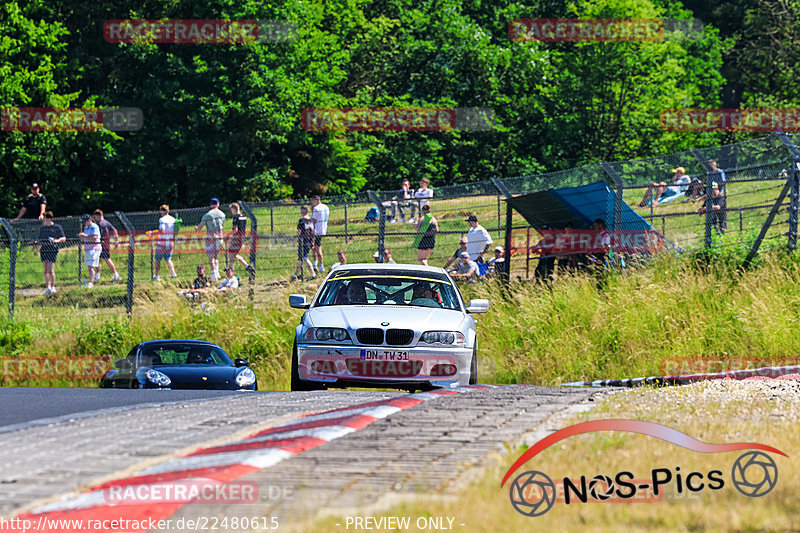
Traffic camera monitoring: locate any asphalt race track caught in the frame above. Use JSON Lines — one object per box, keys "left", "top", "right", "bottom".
{"left": 0, "top": 386, "right": 598, "bottom": 530}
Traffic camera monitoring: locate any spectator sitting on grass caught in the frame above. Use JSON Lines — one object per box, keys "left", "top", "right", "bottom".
{"left": 218, "top": 266, "right": 239, "bottom": 291}
{"left": 486, "top": 246, "right": 505, "bottom": 276}
{"left": 449, "top": 251, "right": 479, "bottom": 283}
{"left": 639, "top": 167, "right": 691, "bottom": 207}
{"left": 443, "top": 237, "right": 468, "bottom": 270}
{"left": 384, "top": 249, "right": 397, "bottom": 264}
{"left": 177, "top": 264, "right": 212, "bottom": 301}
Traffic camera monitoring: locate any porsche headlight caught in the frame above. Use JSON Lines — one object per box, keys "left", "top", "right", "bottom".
{"left": 146, "top": 369, "right": 171, "bottom": 387}
{"left": 235, "top": 367, "right": 256, "bottom": 387}
{"left": 420, "top": 331, "right": 465, "bottom": 345}
{"left": 304, "top": 328, "right": 350, "bottom": 342}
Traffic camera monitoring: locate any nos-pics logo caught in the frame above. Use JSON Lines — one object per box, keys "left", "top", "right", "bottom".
{"left": 502, "top": 420, "right": 785, "bottom": 517}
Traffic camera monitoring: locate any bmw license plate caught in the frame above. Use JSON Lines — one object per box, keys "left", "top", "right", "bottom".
{"left": 360, "top": 349, "right": 409, "bottom": 361}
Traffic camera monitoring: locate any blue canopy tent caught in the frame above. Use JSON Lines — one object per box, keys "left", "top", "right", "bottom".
{"left": 505, "top": 181, "right": 653, "bottom": 231}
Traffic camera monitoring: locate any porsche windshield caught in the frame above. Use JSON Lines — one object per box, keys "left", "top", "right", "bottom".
{"left": 315, "top": 274, "right": 461, "bottom": 310}
{"left": 137, "top": 344, "right": 234, "bottom": 366}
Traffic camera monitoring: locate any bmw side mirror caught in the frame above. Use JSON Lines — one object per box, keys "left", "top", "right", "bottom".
{"left": 289, "top": 294, "right": 311, "bottom": 309}
{"left": 466, "top": 299, "right": 490, "bottom": 313}
{"left": 115, "top": 359, "right": 132, "bottom": 369}
{"left": 234, "top": 358, "right": 249, "bottom": 367}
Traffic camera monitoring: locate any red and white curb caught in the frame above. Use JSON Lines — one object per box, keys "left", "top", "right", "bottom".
{"left": 2, "top": 387, "right": 493, "bottom": 532}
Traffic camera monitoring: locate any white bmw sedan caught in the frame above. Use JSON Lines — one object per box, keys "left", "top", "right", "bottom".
{"left": 289, "top": 263, "right": 489, "bottom": 391}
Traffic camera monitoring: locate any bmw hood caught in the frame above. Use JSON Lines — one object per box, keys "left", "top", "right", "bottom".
{"left": 306, "top": 306, "right": 467, "bottom": 332}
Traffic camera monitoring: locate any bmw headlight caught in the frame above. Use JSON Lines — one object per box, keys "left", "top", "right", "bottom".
{"left": 235, "top": 367, "right": 256, "bottom": 387}
{"left": 146, "top": 369, "right": 171, "bottom": 387}
{"left": 420, "top": 331, "right": 465, "bottom": 345}
{"left": 303, "top": 328, "right": 350, "bottom": 342}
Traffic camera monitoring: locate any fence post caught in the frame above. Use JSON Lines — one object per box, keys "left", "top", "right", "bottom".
{"left": 490, "top": 178, "right": 513, "bottom": 281}
{"left": 344, "top": 203, "right": 349, "bottom": 241}
{"left": 497, "top": 195, "right": 502, "bottom": 238}
{"left": 115, "top": 211, "right": 136, "bottom": 316}
{"left": 691, "top": 149, "right": 715, "bottom": 248}
{"left": 774, "top": 134, "right": 800, "bottom": 252}
{"left": 269, "top": 206, "right": 274, "bottom": 236}
{"left": 0, "top": 219, "right": 17, "bottom": 320}
{"left": 600, "top": 162, "right": 623, "bottom": 232}
{"left": 367, "top": 191, "right": 384, "bottom": 261}
{"left": 238, "top": 201, "right": 257, "bottom": 302}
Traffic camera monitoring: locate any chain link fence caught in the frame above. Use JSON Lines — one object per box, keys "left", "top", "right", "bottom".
{"left": 0, "top": 133, "right": 798, "bottom": 319}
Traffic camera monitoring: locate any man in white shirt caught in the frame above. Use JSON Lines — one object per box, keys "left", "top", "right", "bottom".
{"left": 311, "top": 196, "right": 330, "bottom": 272}
{"left": 465, "top": 215, "right": 493, "bottom": 261}
{"left": 154, "top": 204, "right": 177, "bottom": 280}
{"left": 410, "top": 177, "right": 433, "bottom": 223}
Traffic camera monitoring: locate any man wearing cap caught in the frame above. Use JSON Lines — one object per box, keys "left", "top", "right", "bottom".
{"left": 487, "top": 246, "right": 505, "bottom": 276}
{"left": 449, "top": 251, "right": 479, "bottom": 283}
{"left": 78, "top": 214, "right": 101, "bottom": 288}
{"left": 195, "top": 198, "right": 226, "bottom": 281}
{"left": 697, "top": 182, "right": 727, "bottom": 234}
{"left": 639, "top": 167, "right": 691, "bottom": 207}
{"left": 465, "top": 215, "right": 493, "bottom": 261}
{"left": 13, "top": 183, "right": 47, "bottom": 220}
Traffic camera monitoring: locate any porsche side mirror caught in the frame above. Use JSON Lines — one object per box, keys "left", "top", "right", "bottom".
{"left": 466, "top": 299, "right": 490, "bottom": 313}
{"left": 115, "top": 359, "right": 132, "bottom": 369}
{"left": 289, "top": 294, "right": 311, "bottom": 309}
{"left": 234, "top": 358, "right": 249, "bottom": 367}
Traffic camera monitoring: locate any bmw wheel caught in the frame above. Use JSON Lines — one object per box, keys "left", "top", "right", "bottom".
{"left": 291, "top": 341, "right": 325, "bottom": 391}
{"left": 469, "top": 344, "right": 478, "bottom": 385}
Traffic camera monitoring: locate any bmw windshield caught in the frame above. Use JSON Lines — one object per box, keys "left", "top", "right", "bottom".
{"left": 315, "top": 269, "right": 461, "bottom": 311}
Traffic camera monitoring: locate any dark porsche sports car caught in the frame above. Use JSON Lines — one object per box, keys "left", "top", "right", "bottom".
{"left": 99, "top": 340, "right": 257, "bottom": 390}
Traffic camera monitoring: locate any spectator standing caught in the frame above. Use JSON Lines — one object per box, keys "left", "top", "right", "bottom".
{"left": 311, "top": 196, "right": 330, "bottom": 272}
{"left": 443, "top": 237, "right": 469, "bottom": 270}
{"left": 195, "top": 198, "right": 226, "bottom": 281}
{"left": 36, "top": 211, "right": 66, "bottom": 295}
{"left": 227, "top": 203, "right": 255, "bottom": 274}
{"left": 92, "top": 210, "right": 122, "bottom": 282}
{"left": 293, "top": 205, "right": 316, "bottom": 281}
{"left": 331, "top": 250, "right": 347, "bottom": 269}
{"left": 413, "top": 204, "right": 439, "bottom": 265}
{"left": 449, "top": 251, "right": 479, "bottom": 283}
{"left": 154, "top": 204, "right": 178, "bottom": 280}
{"left": 410, "top": 178, "right": 433, "bottom": 223}
{"left": 466, "top": 215, "right": 493, "bottom": 261}
{"left": 13, "top": 183, "right": 47, "bottom": 220}
{"left": 708, "top": 159, "right": 727, "bottom": 192}
{"left": 78, "top": 214, "right": 101, "bottom": 288}
{"left": 697, "top": 182, "right": 727, "bottom": 234}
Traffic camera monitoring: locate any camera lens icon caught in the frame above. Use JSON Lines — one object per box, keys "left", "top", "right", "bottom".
{"left": 731, "top": 451, "right": 778, "bottom": 498}
{"left": 509, "top": 470, "right": 556, "bottom": 517}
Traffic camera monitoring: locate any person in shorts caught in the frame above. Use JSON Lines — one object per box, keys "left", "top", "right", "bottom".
{"left": 195, "top": 198, "right": 226, "bottom": 281}
{"left": 226, "top": 203, "right": 254, "bottom": 275}
{"left": 78, "top": 214, "right": 101, "bottom": 288}
{"left": 36, "top": 211, "right": 66, "bottom": 295}
{"left": 92, "top": 210, "right": 122, "bottom": 282}
{"left": 154, "top": 204, "right": 178, "bottom": 280}
{"left": 311, "top": 196, "right": 330, "bottom": 272}
{"left": 413, "top": 204, "right": 439, "bottom": 265}
{"left": 292, "top": 205, "right": 316, "bottom": 281}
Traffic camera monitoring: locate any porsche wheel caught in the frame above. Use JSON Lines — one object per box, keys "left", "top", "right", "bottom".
{"left": 291, "top": 341, "right": 325, "bottom": 391}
